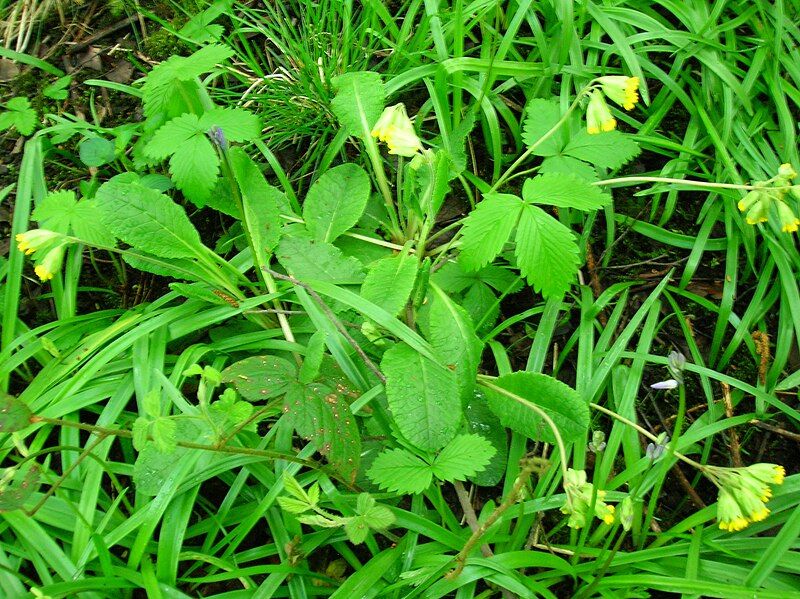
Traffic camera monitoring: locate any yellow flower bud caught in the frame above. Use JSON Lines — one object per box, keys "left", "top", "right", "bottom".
{"left": 371, "top": 104, "right": 423, "bottom": 157}
{"left": 15, "top": 229, "right": 61, "bottom": 256}
{"left": 586, "top": 90, "right": 616, "bottom": 135}
{"left": 776, "top": 201, "right": 800, "bottom": 233}
{"left": 33, "top": 244, "right": 65, "bottom": 282}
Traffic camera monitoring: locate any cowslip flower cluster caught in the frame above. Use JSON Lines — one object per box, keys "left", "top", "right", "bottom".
{"left": 15, "top": 229, "right": 65, "bottom": 282}
{"left": 585, "top": 76, "right": 640, "bottom": 134}
{"left": 560, "top": 468, "right": 615, "bottom": 529}
{"left": 738, "top": 163, "right": 800, "bottom": 233}
{"left": 704, "top": 463, "right": 785, "bottom": 531}
{"left": 371, "top": 104, "right": 423, "bottom": 157}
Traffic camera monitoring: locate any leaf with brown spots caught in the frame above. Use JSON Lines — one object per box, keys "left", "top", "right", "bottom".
{"left": 221, "top": 355, "right": 297, "bottom": 401}
{"left": 283, "top": 382, "right": 361, "bottom": 484}
{"left": 0, "top": 462, "right": 40, "bottom": 512}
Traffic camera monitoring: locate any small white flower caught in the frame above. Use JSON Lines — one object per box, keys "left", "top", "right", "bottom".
{"left": 650, "top": 379, "right": 679, "bottom": 390}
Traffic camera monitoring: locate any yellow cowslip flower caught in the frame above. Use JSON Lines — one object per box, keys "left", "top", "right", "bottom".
{"left": 560, "top": 468, "right": 615, "bottom": 529}
{"left": 705, "top": 463, "right": 785, "bottom": 532}
{"left": 16, "top": 229, "right": 60, "bottom": 255}
{"left": 597, "top": 76, "right": 640, "bottom": 110}
{"left": 371, "top": 104, "right": 423, "bottom": 157}
{"left": 33, "top": 244, "right": 65, "bottom": 282}
{"left": 777, "top": 163, "right": 797, "bottom": 181}
{"left": 777, "top": 201, "right": 800, "bottom": 233}
{"left": 586, "top": 90, "right": 616, "bottom": 135}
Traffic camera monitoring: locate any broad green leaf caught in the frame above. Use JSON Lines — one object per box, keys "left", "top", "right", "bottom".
{"left": 95, "top": 180, "right": 204, "bottom": 259}
{"left": 32, "top": 190, "right": 115, "bottom": 246}
{"left": 122, "top": 251, "right": 198, "bottom": 280}
{"left": 463, "top": 282, "right": 499, "bottom": 333}
{"left": 431, "top": 434, "right": 495, "bottom": 482}
{"left": 132, "top": 418, "right": 149, "bottom": 451}
{"left": 465, "top": 392, "right": 508, "bottom": 486}
{"left": 515, "top": 204, "right": 580, "bottom": 297}
{"left": 145, "top": 113, "right": 206, "bottom": 160}
{"left": 169, "top": 131, "right": 220, "bottom": 205}
{"left": 521, "top": 173, "right": 611, "bottom": 211}
{"left": 360, "top": 252, "right": 418, "bottom": 317}
{"left": 0, "top": 463, "right": 40, "bottom": 512}
{"left": 428, "top": 285, "right": 482, "bottom": 404}
{"left": 133, "top": 419, "right": 200, "bottom": 495}
{"left": 366, "top": 448, "right": 432, "bottom": 494}
{"left": 540, "top": 155, "right": 598, "bottom": 182}
{"left": 151, "top": 418, "right": 177, "bottom": 453}
{"left": 229, "top": 147, "right": 282, "bottom": 253}
{"left": 330, "top": 71, "right": 385, "bottom": 138}
{"left": 381, "top": 343, "right": 460, "bottom": 451}
{"left": 79, "top": 137, "right": 117, "bottom": 167}
{"left": 304, "top": 164, "right": 371, "bottom": 243}
{"left": 276, "top": 235, "right": 365, "bottom": 283}
{"left": 363, "top": 503, "right": 394, "bottom": 531}
{"left": 221, "top": 355, "right": 297, "bottom": 400}
{"left": 284, "top": 382, "right": 361, "bottom": 483}
{"left": 0, "top": 97, "right": 37, "bottom": 136}
{"left": 563, "top": 129, "right": 640, "bottom": 170}
{"left": 484, "top": 372, "right": 589, "bottom": 443}
{"left": 459, "top": 193, "right": 523, "bottom": 271}
{"left": 0, "top": 394, "right": 32, "bottom": 433}
{"left": 521, "top": 98, "right": 563, "bottom": 156}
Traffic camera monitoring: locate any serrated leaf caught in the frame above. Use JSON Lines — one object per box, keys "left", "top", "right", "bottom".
{"left": 364, "top": 504, "right": 395, "bottom": 530}
{"left": 563, "top": 129, "right": 640, "bottom": 170}
{"left": 540, "top": 155, "right": 598, "bottom": 182}
{"left": 356, "top": 492, "right": 375, "bottom": 514}
{"left": 459, "top": 193, "right": 523, "bottom": 272}
{"left": 484, "top": 372, "right": 589, "bottom": 443}
{"left": 169, "top": 132, "right": 220, "bottom": 205}
{"left": 143, "top": 44, "right": 234, "bottom": 118}
{"left": 229, "top": 147, "right": 282, "bottom": 253}
{"left": 277, "top": 496, "right": 312, "bottom": 514}
{"left": 381, "top": 343, "right": 460, "bottom": 452}
{"left": 151, "top": 418, "right": 177, "bottom": 453}
{"left": 463, "top": 282, "right": 499, "bottom": 334}
{"left": 0, "top": 463, "right": 40, "bottom": 512}
{"left": 79, "top": 137, "right": 116, "bottom": 167}
{"left": 32, "top": 190, "right": 76, "bottom": 234}
{"left": 428, "top": 285, "right": 482, "bottom": 404}
{"left": 42, "top": 75, "right": 72, "bottom": 100}
{"left": 304, "top": 164, "right": 371, "bottom": 243}
{"left": 199, "top": 107, "right": 261, "bottom": 142}
{"left": 0, "top": 394, "right": 32, "bottom": 433}
{"left": 521, "top": 173, "right": 611, "bottom": 211}
{"left": 0, "top": 97, "right": 37, "bottom": 135}
{"left": 95, "top": 180, "right": 204, "bottom": 259}
{"left": 276, "top": 235, "right": 365, "bottom": 283}
{"left": 145, "top": 113, "right": 204, "bottom": 160}
{"left": 521, "top": 98, "right": 564, "bottom": 156}
{"left": 284, "top": 382, "right": 361, "bottom": 483}
{"left": 431, "top": 434, "right": 495, "bottom": 482}
{"left": 465, "top": 392, "right": 508, "bottom": 486}
{"left": 282, "top": 472, "right": 310, "bottom": 502}
{"left": 142, "top": 389, "right": 161, "bottom": 418}
{"left": 344, "top": 515, "right": 371, "bottom": 544}
{"left": 515, "top": 205, "right": 580, "bottom": 297}
{"left": 360, "top": 252, "right": 418, "bottom": 317}
{"left": 331, "top": 71, "right": 385, "bottom": 138}
{"left": 366, "top": 448, "right": 433, "bottom": 494}
{"left": 221, "top": 355, "right": 297, "bottom": 400}
{"left": 307, "top": 482, "right": 320, "bottom": 506}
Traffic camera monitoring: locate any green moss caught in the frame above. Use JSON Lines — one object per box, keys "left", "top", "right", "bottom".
{"left": 142, "top": 27, "right": 188, "bottom": 61}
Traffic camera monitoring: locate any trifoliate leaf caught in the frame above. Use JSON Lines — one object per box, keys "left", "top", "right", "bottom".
{"left": 484, "top": 372, "right": 589, "bottom": 443}
{"left": 79, "top": 137, "right": 117, "bottom": 167}
{"left": 381, "top": 343, "right": 460, "bottom": 452}
{"left": 431, "top": 434, "right": 495, "bottom": 482}
{"left": 459, "top": 193, "right": 524, "bottom": 272}
{"left": 360, "top": 252, "right": 418, "bottom": 317}
{"left": 151, "top": 417, "right": 177, "bottom": 453}
{"left": 199, "top": 107, "right": 261, "bottom": 142}
{"left": 132, "top": 418, "right": 149, "bottom": 451}
{"left": 330, "top": 71, "right": 385, "bottom": 138}
{"left": 515, "top": 204, "right": 580, "bottom": 297}
{"left": 42, "top": 75, "right": 72, "bottom": 100}
{"left": 303, "top": 164, "right": 371, "bottom": 243}
{"left": 540, "top": 155, "right": 598, "bottom": 182}
{"left": 144, "top": 113, "right": 204, "bottom": 160}
{"left": 521, "top": 173, "right": 611, "bottom": 211}
{"left": 0, "top": 97, "right": 37, "bottom": 136}
{"left": 344, "top": 515, "right": 371, "bottom": 544}
{"left": 32, "top": 190, "right": 116, "bottom": 246}
{"left": 367, "top": 448, "right": 433, "bottom": 494}
{"left": 563, "top": 129, "right": 640, "bottom": 170}
{"left": 284, "top": 382, "right": 361, "bottom": 483}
